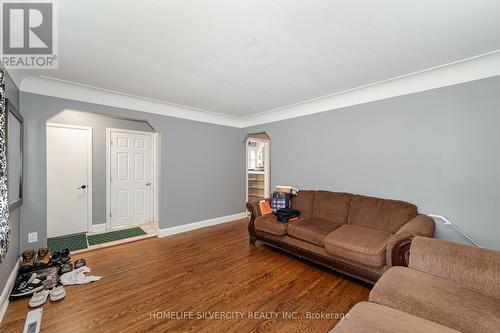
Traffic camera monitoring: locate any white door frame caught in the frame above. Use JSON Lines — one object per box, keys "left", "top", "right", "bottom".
{"left": 153, "top": 132, "right": 160, "bottom": 223}
{"left": 46, "top": 122, "right": 93, "bottom": 233}
{"left": 246, "top": 137, "right": 271, "bottom": 201}
{"left": 105, "top": 128, "right": 159, "bottom": 230}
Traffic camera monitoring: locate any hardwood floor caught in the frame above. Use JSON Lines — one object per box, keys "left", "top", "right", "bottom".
{"left": 1, "top": 219, "right": 370, "bottom": 332}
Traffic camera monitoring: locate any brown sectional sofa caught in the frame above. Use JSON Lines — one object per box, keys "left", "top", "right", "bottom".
{"left": 332, "top": 236, "right": 500, "bottom": 332}
{"left": 247, "top": 190, "right": 435, "bottom": 283}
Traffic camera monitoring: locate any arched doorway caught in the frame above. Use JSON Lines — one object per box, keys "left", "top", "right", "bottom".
{"left": 46, "top": 110, "right": 160, "bottom": 251}
{"left": 246, "top": 132, "right": 271, "bottom": 202}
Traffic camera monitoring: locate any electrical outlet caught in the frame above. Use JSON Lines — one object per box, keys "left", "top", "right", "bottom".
{"left": 28, "top": 232, "right": 38, "bottom": 243}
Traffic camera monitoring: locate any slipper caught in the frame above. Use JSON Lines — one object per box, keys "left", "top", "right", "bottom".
{"left": 74, "top": 258, "right": 86, "bottom": 269}
{"left": 29, "top": 290, "right": 49, "bottom": 307}
{"left": 49, "top": 286, "right": 66, "bottom": 302}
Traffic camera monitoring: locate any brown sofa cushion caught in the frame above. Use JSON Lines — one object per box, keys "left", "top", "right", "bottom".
{"left": 331, "top": 302, "right": 459, "bottom": 333}
{"left": 324, "top": 225, "right": 392, "bottom": 267}
{"left": 312, "top": 191, "right": 351, "bottom": 224}
{"left": 287, "top": 218, "right": 342, "bottom": 246}
{"left": 348, "top": 194, "right": 417, "bottom": 233}
{"left": 409, "top": 236, "right": 500, "bottom": 300}
{"left": 254, "top": 214, "right": 287, "bottom": 235}
{"left": 291, "top": 190, "right": 314, "bottom": 219}
{"left": 370, "top": 267, "right": 500, "bottom": 333}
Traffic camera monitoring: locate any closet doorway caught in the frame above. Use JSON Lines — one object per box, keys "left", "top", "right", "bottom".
{"left": 246, "top": 134, "right": 271, "bottom": 202}
{"left": 47, "top": 123, "right": 93, "bottom": 237}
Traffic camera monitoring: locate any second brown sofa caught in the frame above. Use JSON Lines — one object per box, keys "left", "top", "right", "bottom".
{"left": 247, "top": 190, "right": 435, "bottom": 283}
{"left": 332, "top": 236, "right": 500, "bottom": 332}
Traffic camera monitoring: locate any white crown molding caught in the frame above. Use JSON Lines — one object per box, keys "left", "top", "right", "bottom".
{"left": 242, "top": 50, "right": 500, "bottom": 127}
{"left": 20, "top": 76, "right": 244, "bottom": 128}
{"left": 18, "top": 50, "right": 500, "bottom": 128}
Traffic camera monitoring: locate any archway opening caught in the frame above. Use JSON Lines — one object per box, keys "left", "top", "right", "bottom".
{"left": 45, "top": 110, "right": 160, "bottom": 252}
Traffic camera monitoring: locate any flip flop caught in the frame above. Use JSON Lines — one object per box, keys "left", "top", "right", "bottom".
{"left": 49, "top": 286, "right": 66, "bottom": 302}
{"left": 29, "top": 290, "right": 49, "bottom": 307}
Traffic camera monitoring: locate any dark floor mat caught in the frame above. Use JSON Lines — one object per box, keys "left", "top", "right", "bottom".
{"left": 87, "top": 227, "right": 147, "bottom": 246}
{"left": 47, "top": 233, "right": 88, "bottom": 253}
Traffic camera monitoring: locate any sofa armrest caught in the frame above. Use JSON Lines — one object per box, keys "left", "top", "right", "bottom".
{"left": 386, "top": 214, "right": 435, "bottom": 267}
{"left": 409, "top": 236, "right": 500, "bottom": 300}
{"left": 246, "top": 200, "right": 263, "bottom": 220}
{"left": 246, "top": 198, "right": 270, "bottom": 241}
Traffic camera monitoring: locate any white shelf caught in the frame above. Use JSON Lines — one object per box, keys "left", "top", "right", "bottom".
{"left": 248, "top": 186, "right": 264, "bottom": 190}
{"left": 246, "top": 139, "right": 270, "bottom": 202}
{"left": 248, "top": 170, "right": 265, "bottom": 175}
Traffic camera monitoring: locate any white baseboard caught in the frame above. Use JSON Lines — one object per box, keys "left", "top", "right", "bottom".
{"left": 92, "top": 223, "right": 107, "bottom": 233}
{"left": 0, "top": 257, "right": 21, "bottom": 324}
{"left": 158, "top": 212, "right": 247, "bottom": 238}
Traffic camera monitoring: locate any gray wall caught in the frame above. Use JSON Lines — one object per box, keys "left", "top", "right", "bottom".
{"left": 49, "top": 110, "right": 154, "bottom": 225}
{"left": 246, "top": 76, "right": 500, "bottom": 251}
{"left": 19, "top": 92, "right": 246, "bottom": 251}
{"left": 13, "top": 74, "right": 500, "bottom": 254}
{"left": 0, "top": 72, "right": 21, "bottom": 293}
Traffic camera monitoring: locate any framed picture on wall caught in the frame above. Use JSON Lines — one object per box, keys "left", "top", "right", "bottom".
{"left": 6, "top": 99, "right": 23, "bottom": 210}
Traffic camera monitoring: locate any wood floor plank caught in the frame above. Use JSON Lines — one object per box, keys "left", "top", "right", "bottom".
{"left": 0, "top": 219, "right": 370, "bottom": 332}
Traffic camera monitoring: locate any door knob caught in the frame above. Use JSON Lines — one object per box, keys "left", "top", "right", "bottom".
{"left": 77, "top": 185, "right": 87, "bottom": 189}
{"left": 146, "top": 182, "right": 152, "bottom": 186}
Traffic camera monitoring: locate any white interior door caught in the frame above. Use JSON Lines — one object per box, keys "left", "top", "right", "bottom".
{"left": 47, "top": 124, "right": 92, "bottom": 238}
{"left": 109, "top": 130, "right": 153, "bottom": 229}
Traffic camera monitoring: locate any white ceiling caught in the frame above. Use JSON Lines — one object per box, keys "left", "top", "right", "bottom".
{"left": 10, "top": 0, "right": 500, "bottom": 121}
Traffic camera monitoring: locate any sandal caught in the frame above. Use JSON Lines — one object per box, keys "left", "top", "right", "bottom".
{"left": 21, "top": 250, "right": 36, "bottom": 270}
{"left": 49, "top": 286, "right": 66, "bottom": 302}
{"left": 29, "top": 290, "right": 49, "bottom": 307}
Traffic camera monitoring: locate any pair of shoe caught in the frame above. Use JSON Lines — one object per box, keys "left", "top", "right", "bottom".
{"left": 28, "top": 286, "right": 66, "bottom": 308}
{"left": 59, "top": 258, "right": 86, "bottom": 275}
{"left": 21, "top": 248, "right": 53, "bottom": 270}
{"left": 10, "top": 273, "right": 44, "bottom": 298}
{"left": 50, "top": 248, "right": 71, "bottom": 265}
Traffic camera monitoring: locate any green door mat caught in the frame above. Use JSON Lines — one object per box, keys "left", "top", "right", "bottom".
{"left": 48, "top": 233, "right": 88, "bottom": 253}
{"left": 88, "top": 227, "right": 147, "bottom": 246}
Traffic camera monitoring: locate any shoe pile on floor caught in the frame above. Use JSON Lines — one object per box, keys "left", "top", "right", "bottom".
{"left": 10, "top": 247, "right": 102, "bottom": 308}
